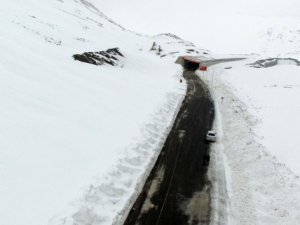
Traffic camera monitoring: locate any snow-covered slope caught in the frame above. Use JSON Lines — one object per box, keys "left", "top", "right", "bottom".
{"left": 0, "top": 1, "right": 210, "bottom": 225}
{"left": 92, "top": 0, "right": 300, "bottom": 55}
{"left": 198, "top": 57, "right": 300, "bottom": 225}
{"left": 85, "top": 0, "right": 300, "bottom": 224}
{"left": 221, "top": 60, "right": 300, "bottom": 177}
{"left": 3, "top": 0, "right": 300, "bottom": 225}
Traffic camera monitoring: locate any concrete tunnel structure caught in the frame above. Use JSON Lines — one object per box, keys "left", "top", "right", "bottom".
{"left": 176, "top": 55, "right": 246, "bottom": 71}
{"left": 176, "top": 56, "right": 202, "bottom": 70}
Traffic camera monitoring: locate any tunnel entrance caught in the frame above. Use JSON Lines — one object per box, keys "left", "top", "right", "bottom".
{"left": 175, "top": 56, "right": 201, "bottom": 71}
{"left": 184, "top": 60, "right": 200, "bottom": 70}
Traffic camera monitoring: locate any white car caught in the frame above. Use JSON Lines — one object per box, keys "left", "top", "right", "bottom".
{"left": 206, "top": 130, "right": 217, "bottom": 142}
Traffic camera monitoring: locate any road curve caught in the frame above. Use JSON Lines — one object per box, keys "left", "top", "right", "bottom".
{"left": 123, "top": 70, "right": 215, "bottom": 225}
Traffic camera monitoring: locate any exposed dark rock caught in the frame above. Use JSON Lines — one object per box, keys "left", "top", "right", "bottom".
{"left": 186, "top": 49, "right": 199, "bottom": 54}
{"left": 150, "top": 42, "right": 163, "bottom": 55}
{"left": 157, "top": 33, "right": 183, "bottom": 40}
{"left": 249, "top": 58, "right": 300, "bottom": 68}
{"left": 169, "top": 51, "right": 180, "bottom": 55}
{"left": 73, "top": 48, "right": 124, "bottom": 66}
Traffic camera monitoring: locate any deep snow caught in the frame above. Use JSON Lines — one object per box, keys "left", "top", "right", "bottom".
{"left": 3, "top": 0, "right": 300, "bottom": 225}
{"left": 91, "top": 0, "right": 300, "bottom": 54}
{"left": 198, "top": 57, "right": 300, "bottom": 224}
{"left": 0, "top": 1, "right": 206, "bottom": 225}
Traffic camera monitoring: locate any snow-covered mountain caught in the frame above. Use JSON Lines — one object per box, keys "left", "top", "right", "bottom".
{"left": 2, "top": 1, "right": 300, "bottom": 225}
{"left": 92, "top": 0, "right": 300, "bottom": 55}
{"left": 201, "top": 59, "right": 300, "bottom": 225}
{"left": 0, "top": 1, "right": 209, "bottom": 225}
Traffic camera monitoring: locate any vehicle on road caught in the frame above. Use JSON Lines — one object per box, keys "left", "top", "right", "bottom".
{"left": 206, "top": 130, "right": 217, "bottom": 142}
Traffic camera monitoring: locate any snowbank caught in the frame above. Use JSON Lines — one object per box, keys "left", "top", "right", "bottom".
{"left": 0, "top": 1, "right": 192, "bottom": 225}
{"left": 3, "top": 0, "right": 300, "bottom": 224}
{"left": 198, "top": 57, "right": 300, "bottom": 224}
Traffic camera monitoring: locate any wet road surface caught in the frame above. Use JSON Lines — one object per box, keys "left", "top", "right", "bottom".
{"left": 123, "top": 70, "right": 214, "bottom": 225}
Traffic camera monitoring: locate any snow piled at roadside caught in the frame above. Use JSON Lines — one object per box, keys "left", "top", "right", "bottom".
{"left": 0, "top": 1, "right": 192, "bottom": 225}
{"left": 220, "top": 58, "right": 300, "bottom": 176}
{"left": 198, "top": 58, "right": 300, "bottom": 225}
{"left": 50, "top": 76, "right": 186, "bottom": 225}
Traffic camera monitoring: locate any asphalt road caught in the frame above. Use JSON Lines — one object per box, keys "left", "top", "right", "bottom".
{"left": 123, "top": 70, "right": 215, "bottom": 225}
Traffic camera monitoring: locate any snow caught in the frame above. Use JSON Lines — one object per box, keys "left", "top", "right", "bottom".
{"left": 0, "top": 1, "right": 190, "bottom": 225}
{"left": 217, "top": 59, "right": 300, "bottom": 175}
{"left": 198, "top": 57, "right": 300, "bottom": 224}
{"left": 3, "top": 0, "right": 300, "bottom": 225}
{"left": 91, "top": 0, "right": 300, "bottom": 54}
{"left": 208, "top": 97, "right": 229, "bottom": 225}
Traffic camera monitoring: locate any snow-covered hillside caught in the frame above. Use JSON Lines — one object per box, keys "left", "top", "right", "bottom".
{"left": 0, "top": 1, "right": 210, "bottom": 225}
{"left": 199, "top": 57, "right": 300, "bottom": 225}
{"left": 92, "top": 0, "right": 300, "bottom": 54}
{"left": 2, "top": 0, "right": 300, "bottom": 225}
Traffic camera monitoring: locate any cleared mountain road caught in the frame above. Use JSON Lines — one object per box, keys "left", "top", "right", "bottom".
{"left": 123, "top": 70, "right": 214, "bottom": 225}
